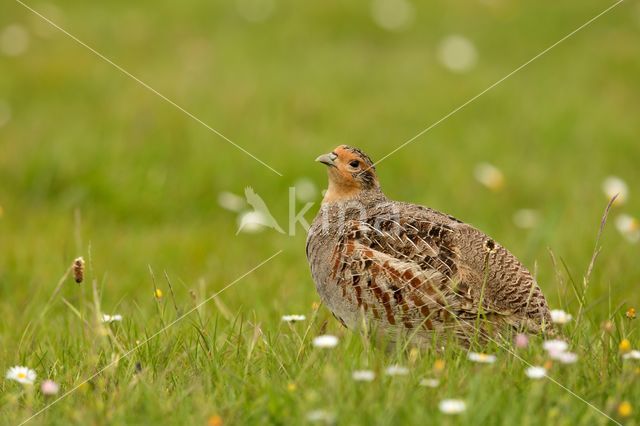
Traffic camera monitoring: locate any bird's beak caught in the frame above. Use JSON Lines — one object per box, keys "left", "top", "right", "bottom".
{"left": 315, "top": 152, "right": 337, "bottom": 167}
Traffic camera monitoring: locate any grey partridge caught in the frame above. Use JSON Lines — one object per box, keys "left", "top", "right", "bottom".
{"left": 306, "top": 145, "right": 552, "bottom": 345}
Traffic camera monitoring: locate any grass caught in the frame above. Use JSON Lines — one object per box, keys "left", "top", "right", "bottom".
{"left": 1, "top": 0, "right": 639, "bottom": 424}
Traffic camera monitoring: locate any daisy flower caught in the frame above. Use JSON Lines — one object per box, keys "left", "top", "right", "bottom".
{"left": 550, "top": 309, "right": 572, "bottom": 324}
{"left": 306, "top": 409, "right": 335, "bottom": 423}
{"left": 352, "top": 370, "right": 376, "bottom": 382}
{"left": 419, "top": 378, "right": 440, "bottom": 388}
{"left": 556, "top": 352, "right": 578, "bottom": 364}
{"left": 513, "top": 209, "right": 540, "bottom": 229}
{"left": 281, "top": 314, "right": 306, "bottom": 323}
{"left": 474, "top": 163, "right": 504, "bottom": 191}
{"left": 6, "top": 366, "right": 36, "bottom": 385}
{"left": 102, "top": 314, "right": 123, "bottom": 323}
{"left": 622, "top": 350, "right": 640, "bottom": 360}
{"left": 615, "top": 214, "right": 640, "bottom": 243}
{"left": 525, "top": 366, "right": 546, "bottom": 379}
{"left": 217, "top": 191, "right": 245, "bottom": 212}
{"left": 312, "top": 335, "right": 338, "bottom": 348}
{"left": 601, "top": 176, "right": 628, "bottom": 205}
{"left": 385, "top": 365, "right": 409, "bottom": 376}
{"left": 543, "top": 339, "right": 568, "bottom": 354}
{"left": 467, "top": 352, "right": 496, "bottom": 364}
{"left": 439, "top": 399, "right": 466, "bottom": 415}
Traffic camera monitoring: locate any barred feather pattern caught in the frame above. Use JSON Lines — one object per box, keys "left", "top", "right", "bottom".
{"left": 306, "top": 196, "right": 553, "bottom": 345}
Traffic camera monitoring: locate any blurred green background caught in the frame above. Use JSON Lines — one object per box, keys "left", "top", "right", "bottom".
{"left": 1, "top": 0, "right": 639, "bottom": 347}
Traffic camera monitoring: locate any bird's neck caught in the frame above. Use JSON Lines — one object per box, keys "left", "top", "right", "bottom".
{"left": 321, "top": 181, "right": 384, "bottom": 205}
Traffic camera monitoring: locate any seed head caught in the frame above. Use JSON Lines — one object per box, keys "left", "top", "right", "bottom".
{"left": 73, "top": 257, "right": 85, "bottom": 283}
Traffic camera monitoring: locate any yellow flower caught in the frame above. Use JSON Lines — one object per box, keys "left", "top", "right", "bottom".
{"left": 154, "top": 288, "right": 163, "bottom": 299}
{"left": 408, "top": 348, "right": 419, "bottom": 364}
{"left": 617, "top": 401, "right": 632, "bottom": 418}
{"left": 311, "top": 302, "right": 320, "bottom": 311}
{"left": 287, "top": 383, "right": 297, "bottom": 392}
{"left": 433, "top": 359, "right": 445, "bottom": 373}
{"left": 619, "top": 339, "right": 632, "bottom": 354}
{"left": 207, "top": 415, "right": 223, "bottom": 426}
{"left": 626, "top": 307, "right": 636, "bottom": 320}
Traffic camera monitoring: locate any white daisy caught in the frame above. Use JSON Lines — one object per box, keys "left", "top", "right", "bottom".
{"left": 419, "top": 378, "right": 440, "bottom": 388}
{"left": 217, "top": 191, "right": 245, "bottom": 212}
{"left": 556, "top": 352, "right": 578, "bottom": 364}
{"left": 513, "top": 209, "right": 540, "bottom": 229}
{"left": 6, "top": 366, "right": 36, "bottom": 385}
{"left": 281, "top": 314, "right": 306, "bottom": 323}
{"left": 0, "top": 24, "right": 29, "bottom": 57}
{"left": 550, "top": 309, "right": 573, "bottom": 324}
{"left": 622, "top": 350, "right": 640, "bottom": 360}
{"left": 371, "top": 0, "right": 414, "bottom": 32}
{"left": 467, "top": 352, "right": 496, "bottom": 364}
{"left": 306, "top": 409, "right": 335, "bottom": 423}
{"left": 615, "top": 214, "right": 640, "bottom": 244}
{"left": 602, "top": 176, "right": 628, "bottom": 205}
{"left": 102, "top": 314, "right": 123, "bottom": 323}
{"left": 525, "top": 366, "right": 546, "bottom": 379}
{"left": 543, "top": 339, "right": 569, "bottom": 354}
{"left": 294, "top": 178, "right": 318, "bottom": 202}
{"left": 384, "top": 365, "right": 409, "bottom": 376}
{"left": 439, "top": 399, "right": 466, "bottom": 415}
{"left": 437, "top": 35, "right": 478, "bottom": 73}
{"left": 352, "top": 370, "right": 376, "bottom": 382}
{"left": 312, "top": 335, "right": 338, "bottom": 348}
{"left": 474, "top": 163, "right": 504, "bottom": 191}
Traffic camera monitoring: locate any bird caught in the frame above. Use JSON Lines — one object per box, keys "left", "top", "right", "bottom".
{"left": 306, "top": 145, "right": 553, "bottom": 346}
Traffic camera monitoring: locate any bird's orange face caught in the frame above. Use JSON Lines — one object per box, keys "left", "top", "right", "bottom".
{"left": 316, "top": 145, "right": 379, "bottom": 204}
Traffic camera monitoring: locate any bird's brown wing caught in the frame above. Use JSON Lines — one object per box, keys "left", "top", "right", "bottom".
{"left": 330, "top": 202, "right": 551, "bottom": 337}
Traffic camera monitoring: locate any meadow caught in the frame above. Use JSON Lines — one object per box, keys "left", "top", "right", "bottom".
{"left": 0, "top": 0, "right": 639, "bottom": 424}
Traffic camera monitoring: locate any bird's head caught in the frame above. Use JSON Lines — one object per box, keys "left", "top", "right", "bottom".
{"left": 315, "top": 145, "right": 380, "bottom": 204}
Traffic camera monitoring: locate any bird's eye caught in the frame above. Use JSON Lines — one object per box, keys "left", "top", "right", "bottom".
{"left": 349, "top": 160, "right": 360, "bottom": 168}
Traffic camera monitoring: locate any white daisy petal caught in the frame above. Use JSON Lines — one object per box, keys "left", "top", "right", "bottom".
{"left": 6, "top": 366, "right": 37, "bottom": 385}
{"left": 217, "top": 191, "right": 245, "bottom": 212}
{"left": 550, "top": 309, "right": 573, "bottom": 324}
{"left": 602, "top": 176, "right": 628, "bottom": 204}
{"left": 467, "top": 352, "right": 496, "bottom": 364}
{"left": 384, "top": 365, "right": 409, "bottom": 376}
{"left": 312, "top": 335, "right": 339, "bottom": 348}
{"left": 281, "top": 314, "right": 306, "bottom": 322}
{"left": 437, "top": 35, "right": 478, "bottom": 73}
{"left": 439, "top": 399, "right": 466, "bottom": 414}
{"left": 525, "top": 366, "right": 546, "bottom": 379}
{"left": 615, "top": 214, "right": 640, "bottom": 244}
{"left": 352, "top": 370, "right": 376, "bottom": 382}
{"left": 557, "top": 352, "right": 578, "bottom": 364}
{"left": 102, "top": 313, "right": 123, "bottom": 323}
{"left": 543, "top": 339, "right": 568, "bottom": 354}
{"left": 371, "top": 0, "right": 414, "bottom": 32}
{"left": 474, "top": 163, "right": 504, "bottom": 191}
{"left": 294, "top": 178, "right": 318, "bottom": 202}
{"left": 419, "top": 378, "right": 440, "bottom": 388}
{"left": 622, "top": 350, "right": 640, "bottom": 360}
{"left": 306, "top": 409, "right": 335, "bottom": 423}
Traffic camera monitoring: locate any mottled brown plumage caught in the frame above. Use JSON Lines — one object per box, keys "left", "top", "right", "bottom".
{"left": 306, "top": 145, "right": 552, "bottom": 345}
